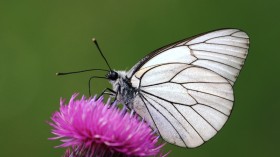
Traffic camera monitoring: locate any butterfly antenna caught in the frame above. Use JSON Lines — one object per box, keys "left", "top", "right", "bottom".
{"left": 92, "top": 38, "right": 112, "bottom": 71}
{"left": 56, "top": 68, "right": 109, "bottom": 76}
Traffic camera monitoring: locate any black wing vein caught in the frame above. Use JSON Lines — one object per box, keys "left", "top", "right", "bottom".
{"left": 140, "top": 94, "right": 188, "bottom": 146}
{"left": 181, "top": 86, "right": 233, "bottom": 102}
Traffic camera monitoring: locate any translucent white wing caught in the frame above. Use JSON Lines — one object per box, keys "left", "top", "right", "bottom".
{"left": 129, "top": 29, "right": 249, "bottom": 85}
{"left": 129, "top": 29, "right": 249, "bottom": 148}
{"left": 132, "top": 63, "right": 233, "bottom": 147}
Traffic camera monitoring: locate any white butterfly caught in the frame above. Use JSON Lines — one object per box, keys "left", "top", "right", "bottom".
{"left": 59, "top": 29, "right": 249, "bottom": 148}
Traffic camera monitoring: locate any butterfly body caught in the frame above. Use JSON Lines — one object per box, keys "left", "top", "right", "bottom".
{"left": 109, "top": 71, "right": 137, "bottom": 109}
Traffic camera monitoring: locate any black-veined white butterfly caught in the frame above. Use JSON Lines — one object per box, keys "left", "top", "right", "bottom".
{"left": 58, "top": 29, "right": 249, "bottom": 148}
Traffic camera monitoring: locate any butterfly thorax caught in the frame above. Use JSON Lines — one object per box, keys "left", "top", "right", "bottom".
{"left": 109, "top": 71, "right": 137, "bottom": 109}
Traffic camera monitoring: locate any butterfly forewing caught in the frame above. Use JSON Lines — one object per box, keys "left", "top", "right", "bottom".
{"left": 129, "top": 29, "right": 249, "bottom": 148}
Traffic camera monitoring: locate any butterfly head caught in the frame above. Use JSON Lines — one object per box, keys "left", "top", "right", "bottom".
{"left": 106, "top": 71, "right": 119, "bottom": 81}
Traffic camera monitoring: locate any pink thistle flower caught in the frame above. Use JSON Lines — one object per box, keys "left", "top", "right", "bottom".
{"left": 49, "top": 94, "right": 165, "bottom": 157}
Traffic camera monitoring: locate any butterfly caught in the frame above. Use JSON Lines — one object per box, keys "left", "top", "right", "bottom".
{"left": 58, "top": 29, "right": 249, "bottom": 148}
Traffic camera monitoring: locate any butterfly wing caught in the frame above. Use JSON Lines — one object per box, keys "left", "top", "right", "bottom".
{"left": 129, "top": 29, "right": 249, "bottom": 148}
{"left": 128, "top": 29, "right": 249, "bottom": 85}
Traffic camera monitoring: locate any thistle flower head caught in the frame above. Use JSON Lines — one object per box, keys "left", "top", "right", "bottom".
{"left": 49, "top": 94, "right": 164, "bottom": 157}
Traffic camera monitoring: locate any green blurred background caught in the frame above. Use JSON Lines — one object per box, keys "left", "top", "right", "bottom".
{"left": 0, "top": 0, "right": 279, "bottom": 156}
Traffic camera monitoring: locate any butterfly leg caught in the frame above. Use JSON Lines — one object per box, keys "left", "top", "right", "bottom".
{"left": 111, "top": 85, "right": 121, "bottom": 105}
{"left": 105, "top": 86, "right": 119, "bottom": 106}
{"left": 88, "top": 76, "right": 107, "bottom": 96}
{"left": 102, "top": 86, "right": 119, "bottom": 106}
{"left": 97, "top": 88, "right": 118, "bottom": 106}
{"left": 97, "top": 88, "right": 116, "bottom": 99}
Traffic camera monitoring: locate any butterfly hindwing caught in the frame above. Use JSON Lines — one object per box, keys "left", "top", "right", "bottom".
{"left": 132, "top": 63, "right": 233, "bottom": 147}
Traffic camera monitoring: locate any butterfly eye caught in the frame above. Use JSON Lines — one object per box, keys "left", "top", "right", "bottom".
{"left": 106, "top": 71, "right": 118, "bottom": 80}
